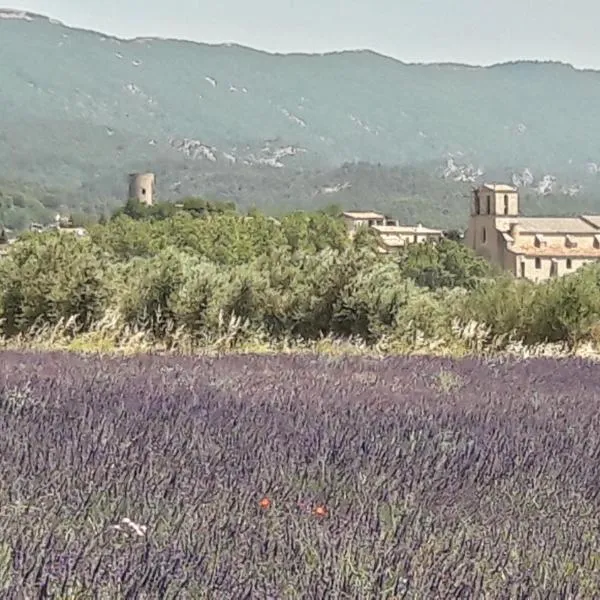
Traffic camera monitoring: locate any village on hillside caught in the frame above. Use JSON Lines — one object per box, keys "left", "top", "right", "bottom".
{"left": 3, "top": 172, "right": 600, "bottom": 282}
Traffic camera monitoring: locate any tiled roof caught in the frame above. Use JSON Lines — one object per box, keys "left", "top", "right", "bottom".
{"left": 509, "top": 244, "right": 600, "bottom": 258}
{"left": 520, "top": 217, "right": 600, "bottom": 233}
{"left": 581, "top": 215, "right": 600, "bottom": 228}
{"left": 372, "top": 224, "right": 443, "bottom": 235}
{"left": 496, "top": 216, "right": 600, "bottom": 234}
{"left": 343, "top": 211, "right": 385, "bottom": 220}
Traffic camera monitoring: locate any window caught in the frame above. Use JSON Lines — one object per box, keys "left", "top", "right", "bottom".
{"left": 567, "top": 258, "right": 572, "bottom": 269}
{"left": 481, "top": 227, "right": 487, "bottom": 243}
{"left": 141, "top": 188, "right": 146, "bottom": 195}
{"left": 473, "top": 190, "right": 481, "bottom": 215}
{"left": 595, "top": 236, "right": 600, "bottom": 249}
{"left": 535, "top": 257, "right": 541, "bottom": 269}
{"left": 503, "top": 194, "right": 509, "bottom": 215}
{"left": 565, "top": 235, "right": 578, "bottom": 248}
{"left": 520, "top": 262, "right": 526, "bottom": 278}
{"left": 486, "top": 195, "right": 491, "bottom": 214}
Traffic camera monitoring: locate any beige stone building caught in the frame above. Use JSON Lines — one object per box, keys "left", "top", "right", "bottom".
{"left": 343, "top": 211, "right": 443, "bottom": 253}
{"left": 128, "top": 172, "right": 155, "bottom": 206}
{"left": 343, "top": 211, "right": 386, "bottom": 232}
{"left": 466, "top": 183, "right": 600, "bottom": 281}
{"left": 371, "top": 222, "right": 443, "bottom": 253}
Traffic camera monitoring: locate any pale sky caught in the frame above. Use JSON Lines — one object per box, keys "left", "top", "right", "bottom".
{"left": 8, "top": 0, "right": 600, "bottom": 68}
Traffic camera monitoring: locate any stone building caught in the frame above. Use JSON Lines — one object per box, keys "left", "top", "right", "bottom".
{"left": 128, "top": 172, "right": 155, "bottom": 206}
{"left": 343, "top": 211, "right": 443, "bottom": 253}
{"left": 370, "top": 222, "right": 443, "bottom": 253}
{"left": 466, "top": 183, "right": 600, "bottom": 281}
{"left": 343, "top": 211, "right": 386, "bottom": 232}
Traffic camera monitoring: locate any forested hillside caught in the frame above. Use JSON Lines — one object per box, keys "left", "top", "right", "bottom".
{"left": 3, "top": 9, "right": 600, "bottom": 227}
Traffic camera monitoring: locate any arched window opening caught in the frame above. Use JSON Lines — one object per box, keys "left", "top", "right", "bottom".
{"left": 473, "top": 189, "right": 481, "bottom": 215}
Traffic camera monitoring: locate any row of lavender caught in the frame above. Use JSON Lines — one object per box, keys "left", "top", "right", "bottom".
{"left": 0, "top": 351, "right": 599, "bottom": 597}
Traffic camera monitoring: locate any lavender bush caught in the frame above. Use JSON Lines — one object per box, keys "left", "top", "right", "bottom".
{"left": 0, "top": 351, "right": 599, "bottom": 597}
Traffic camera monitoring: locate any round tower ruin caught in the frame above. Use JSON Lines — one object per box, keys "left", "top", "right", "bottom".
{"left": 128, "top": 172, "right": 155, "bottom": 206}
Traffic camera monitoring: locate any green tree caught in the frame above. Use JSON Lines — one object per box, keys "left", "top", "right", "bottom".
{"left": 0, "top": 232, "right": 110, "bottom": 335}
{"left": 527, "top": 264, "right": 600, "bottom": 347}
{"left": 396, "top": 239, "right": 495, "bottom": 290}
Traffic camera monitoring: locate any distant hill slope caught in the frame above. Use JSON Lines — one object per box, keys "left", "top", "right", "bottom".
{"left": 3, "top": 8, "right": 600, "bottom": 228}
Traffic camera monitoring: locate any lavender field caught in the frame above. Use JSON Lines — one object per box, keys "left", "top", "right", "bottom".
{"left": 1, "top": 351, "right": 600, "bottom": 598}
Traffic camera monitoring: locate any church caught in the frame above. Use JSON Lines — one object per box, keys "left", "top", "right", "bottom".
{"left": 465, "top": 183, "right": 600, "bottom": 281}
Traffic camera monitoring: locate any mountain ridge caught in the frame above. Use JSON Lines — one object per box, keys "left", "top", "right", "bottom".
{"left": 3, "top": 8, "right": 600, "bottom": 229}
{"left": 0, "top": 8, "right": 592, "bottom": 71}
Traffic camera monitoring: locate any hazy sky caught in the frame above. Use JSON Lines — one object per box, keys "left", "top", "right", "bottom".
{"left": 10, "top": 0, "right": 600, "bottom": 68}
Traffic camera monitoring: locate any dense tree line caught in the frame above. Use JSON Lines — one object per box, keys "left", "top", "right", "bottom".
{"left": 1, "top": 203, "right": 599, "bottom": 352}
{"left": 7, "top": 157, "right": 600, "bottom": 234}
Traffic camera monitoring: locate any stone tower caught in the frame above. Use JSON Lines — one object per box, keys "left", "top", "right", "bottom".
{"left": 128, "top": 172, "right": 155, "bottom": 206}
{"left": 465, "top": 183, "right": 519, "bottom": 264}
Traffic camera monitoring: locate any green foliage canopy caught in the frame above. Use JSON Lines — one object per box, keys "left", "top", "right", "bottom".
{"left": 1, "top": 207, "right": 600, "bottom": 351}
